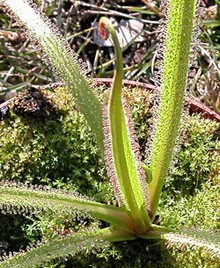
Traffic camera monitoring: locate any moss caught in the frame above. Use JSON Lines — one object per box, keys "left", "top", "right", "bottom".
{"left": 162, "top": 115, "right": 220, "bottom": 197}
{"left": 0, "top": 87, "right": 111, "bottom": 202}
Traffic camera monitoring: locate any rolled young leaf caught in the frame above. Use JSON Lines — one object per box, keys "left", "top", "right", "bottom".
{"left": 99, "top": 17, "right": 151, "bottom": 234}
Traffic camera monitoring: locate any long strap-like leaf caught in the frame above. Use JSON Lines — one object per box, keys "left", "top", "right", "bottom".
{"left": 0, "top": 183, "right": 134, "bottom": 232}
{"left": 99, "top": 18, "right": 150, "bottom": 233}
{"left": 163, "top": 229, "right": 220, "bottom": 257}
{"left": 2, "top": 0, "right": 104, "bottom": 151}
{"left": 148, "top": 0, "right": 197, "bottom": 217}
{"left": 0, "top": 227, "right": 135, "bottom": 268}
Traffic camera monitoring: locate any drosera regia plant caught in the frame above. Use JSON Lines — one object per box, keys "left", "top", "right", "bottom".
{"left": 0, "top": 0, "right": 220, "bottom": 267}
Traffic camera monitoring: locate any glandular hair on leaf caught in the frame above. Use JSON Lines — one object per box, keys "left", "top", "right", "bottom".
{"left": 102, "top": 91, "right": 150, "bottom": 213}
{"left": 102, "top": 102, "right": 124, "bottom": 206}
{"left": 122, "top": 97, "right": 150, "bottom": 212}
{"left": 0, "top": 181, "right": 94, "bottom": 221}
{"left": 146, "top": 0, "right": 200, "bottom": 169}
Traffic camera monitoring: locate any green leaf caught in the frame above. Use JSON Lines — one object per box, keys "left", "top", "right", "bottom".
{"left": 99, "top": 17, "right": 151, "bottom": 234}
{"left": 148, "top": 0, "right": 197, "bottom": 217}
{"left": 163, "top": 229, "right": 220, "bottom": 257}
{"left": 0, "top": 182, "right": 134, "bottom": 232}
{"left": 0, "top": 227, "right": 135, "bottom": 268}
{"left": 2, "top": 0, "right": 104, "bottom": 151}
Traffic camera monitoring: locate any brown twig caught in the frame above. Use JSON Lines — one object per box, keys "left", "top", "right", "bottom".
{"left": 1, "top": 79, "right": 220, "bottom": 123}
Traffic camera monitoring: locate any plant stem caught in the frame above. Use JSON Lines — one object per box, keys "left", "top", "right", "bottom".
{"left": 148, "top": 0, "right": 197, "bottom": 218}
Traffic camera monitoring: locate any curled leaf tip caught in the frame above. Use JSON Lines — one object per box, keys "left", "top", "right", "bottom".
{"left": 99, "top": 18, "right": 110, "bottom": 40}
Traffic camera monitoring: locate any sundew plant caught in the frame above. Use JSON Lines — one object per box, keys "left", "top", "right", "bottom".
{"left": 0, "top": 0, "right": 219, "bottom": 267}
